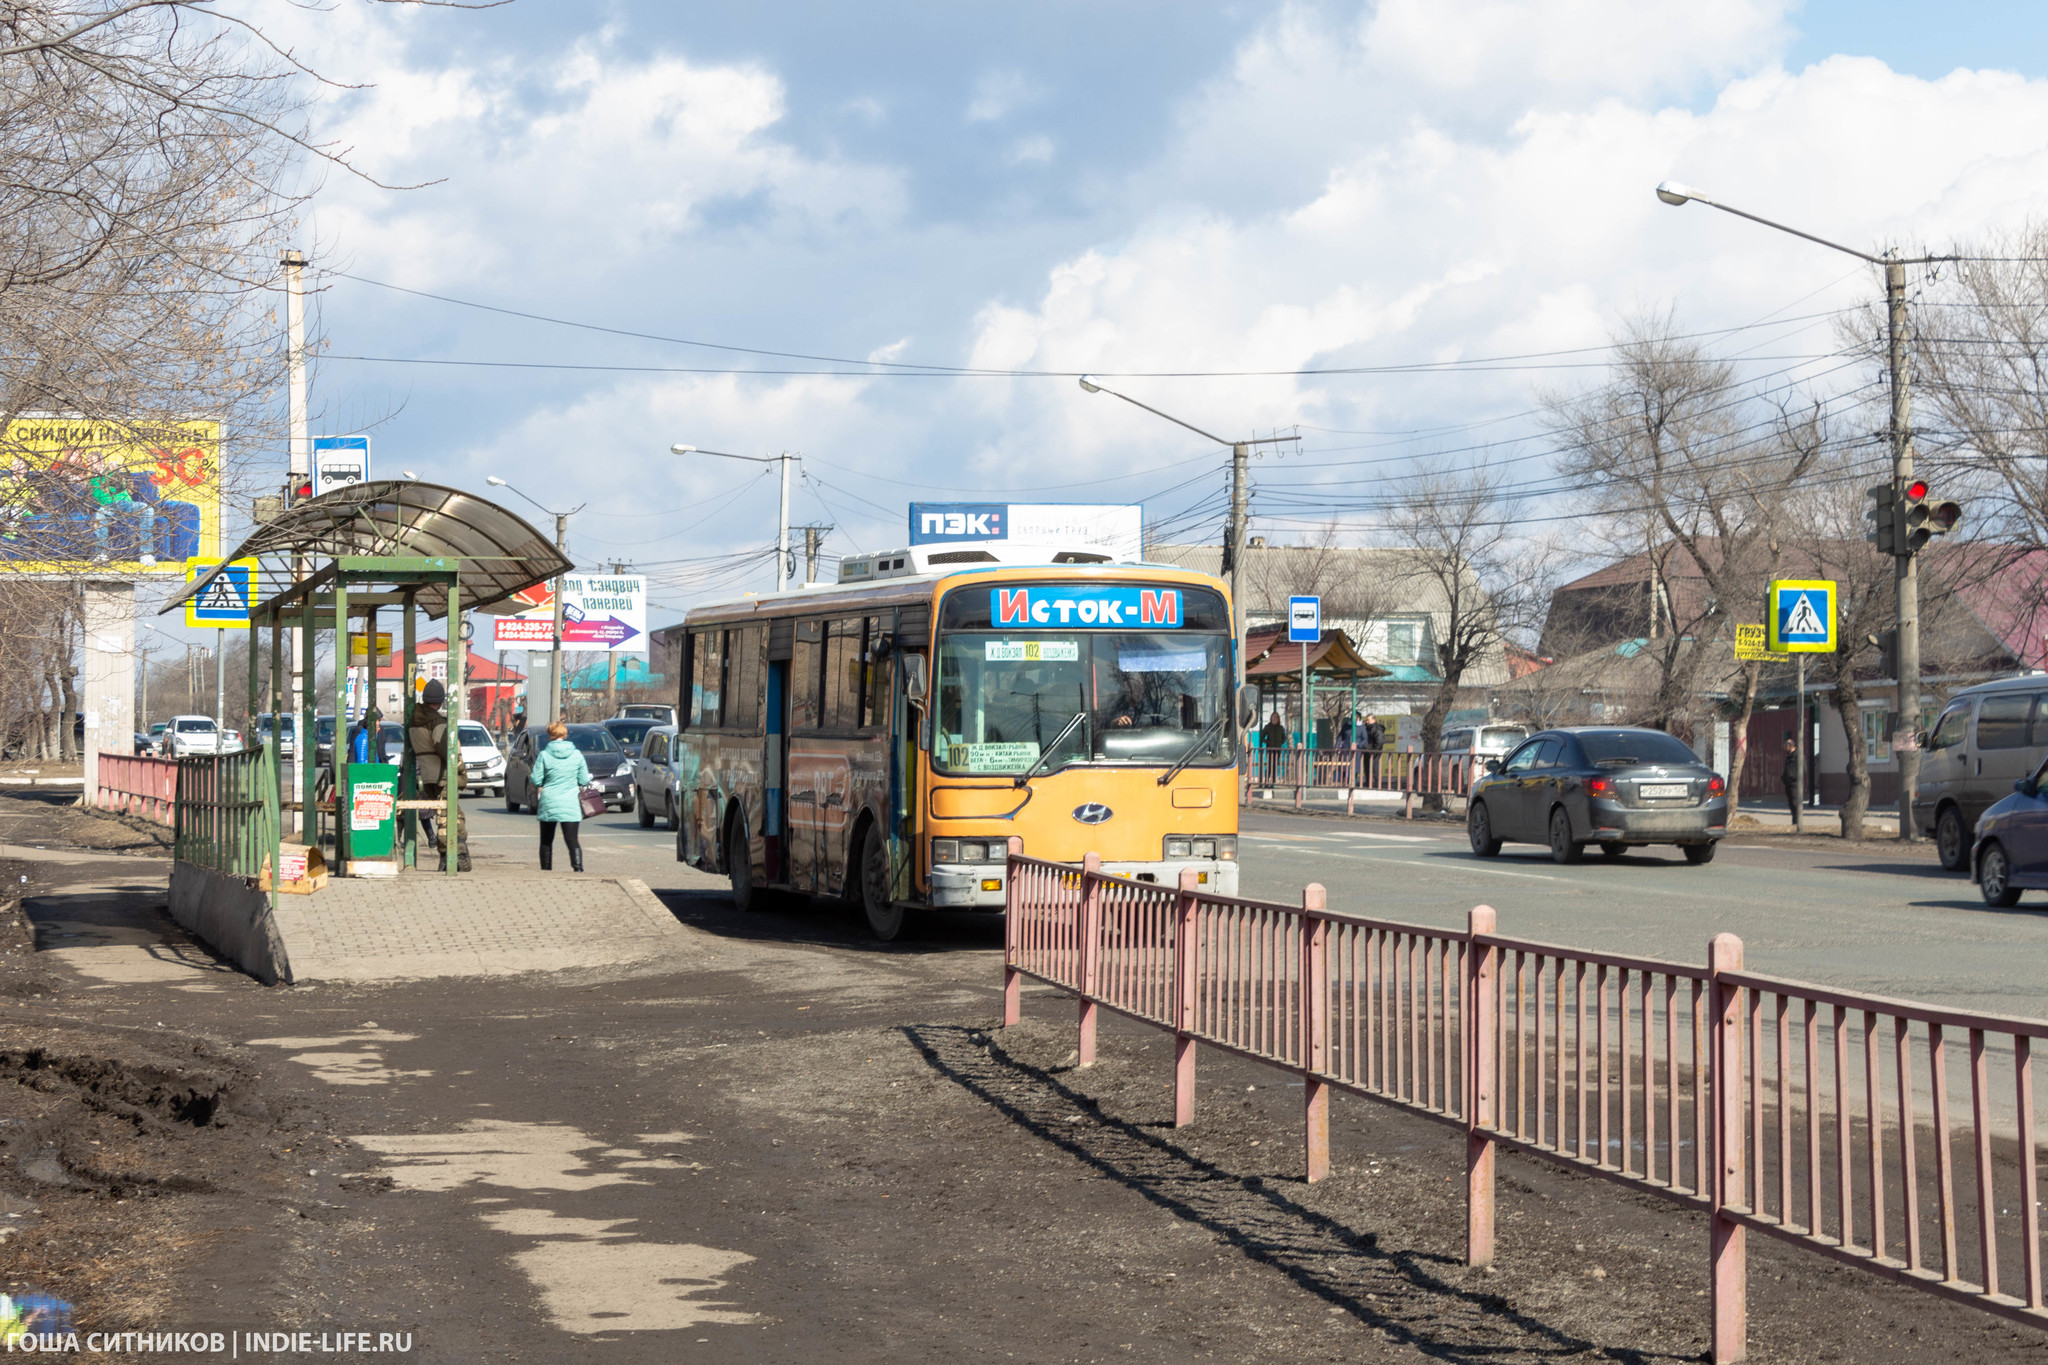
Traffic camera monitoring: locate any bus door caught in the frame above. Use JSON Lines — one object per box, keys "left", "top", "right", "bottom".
{"left": 764, "top": 659, "right": 788, "bottom": 884}
{"left": 787, "top": 620, "right": 824, "bottom": 892}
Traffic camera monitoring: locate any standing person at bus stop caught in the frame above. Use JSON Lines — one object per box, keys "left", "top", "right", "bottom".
{"left": 1781, "top": 733, "right": 1802, "bottom": 819}
{"left": 408, "top": 680, "right": 471, "bottom": 871}
{"left": 530, "top": 720, "right": 591, "bottom": 872}
{"left": 1259, "top": 710, "right": 1288, "bottom": 786}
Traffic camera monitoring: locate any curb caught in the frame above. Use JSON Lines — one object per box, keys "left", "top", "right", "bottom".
{"left": 0, "top": 777, "right": 84, "bottom": 788}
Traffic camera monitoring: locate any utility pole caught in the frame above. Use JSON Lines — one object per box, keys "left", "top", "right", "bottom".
{"left": 550, "top": 513, "right": 568, "bottom": 726}
{"left": 216, "top": 627, "right": 226, "bottom": 737}
{"left": 668, "top": 446, "right": 800, "bottom": 594}
{"left": 1886, "top": 259, "right": 1922, "bottom": 842}
{"left": 795, "top": 525, "right": 830, "bottom": 585}
{"left": 283, "top": 248, "right": 308, "bottom": 831}
{"left": 604, "top": 560, "right": 625, "bottom": 718}
{"left": 1652, "top": 183, "right": 1957, "bottom": 844}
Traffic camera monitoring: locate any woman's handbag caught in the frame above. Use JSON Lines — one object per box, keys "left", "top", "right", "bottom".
{"left": 578, "top": 785, "right": 607, "bottom": 820}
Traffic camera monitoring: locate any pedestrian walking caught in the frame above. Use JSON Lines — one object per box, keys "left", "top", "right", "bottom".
{"left": 1362, "top": 713, "right": 1385, "bottom": 783}
{"left": 1259, "top": 711, "right": 1289, "bottom": 786}
{"left": 531, "top": 719, "right": 591, "bottom": 872}
{"left": 408, "top": 680, "right": 471, "bottom": 870}
{"left": 1781, "top": 734, "right": 1802, "bottom": 818}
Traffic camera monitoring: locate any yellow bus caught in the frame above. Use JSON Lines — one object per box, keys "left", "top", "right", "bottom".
{"left": 673, "top": 549, "right": 1248, "bottom": 938}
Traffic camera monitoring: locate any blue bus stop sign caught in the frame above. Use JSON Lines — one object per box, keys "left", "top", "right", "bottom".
{"left": 1288, "top": 596, "right": 1321, "bottom": 644}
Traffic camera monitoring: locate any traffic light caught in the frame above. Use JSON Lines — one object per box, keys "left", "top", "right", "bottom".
{"left": 1865, "top": 484, "right": 1897, "bottom": 554}
{"left": 1900, "top": 479, "right": 1963, "bottom": 554}
{"left": 1869, "top": 628, "right": 1899, "bottom": 679}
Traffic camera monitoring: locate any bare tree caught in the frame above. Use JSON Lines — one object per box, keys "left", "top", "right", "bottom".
{"left": 1546, "top": 317, "right": 1823, "bottom": 804}
{"left": 1383, "top": 462, "right": 1549, "bottom": 765}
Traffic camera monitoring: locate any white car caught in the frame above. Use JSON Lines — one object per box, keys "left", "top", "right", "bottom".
{"left": 163, "top": 715, "right": 222, "bottom": 757}
{"left": 457, "top": 722, "right": 507, "bottom": 796}
{"left": 633, "top": 725, "right": 682, "bottom": 831}
{"left": 616, "top": 704, "right": 677, "bottom": 726}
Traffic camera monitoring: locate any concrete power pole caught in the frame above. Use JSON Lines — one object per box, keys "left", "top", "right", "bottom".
{"left": 1228, "top": 443, "right": 1249, "bottom": 701}
{"left": 549, "top": 513, "right": 568, "bottom": 726}
{"left": 798, "top": 526, "right": 828, "bottom": 586}
{"left": 283, "top": 249, "right": 309, "bottom": 830}
{"left": 1888, "top": 259, "right": 1921, "bottom": 843}
{"left": 603, "top": 560, "right": 625, "bottom": 719}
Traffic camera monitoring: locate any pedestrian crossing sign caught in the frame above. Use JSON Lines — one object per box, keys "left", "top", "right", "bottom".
{"left": 1767, "top": 579, "right": 1836, "bottom": 654}
{"left": 184, "top": 557, "right": 256, "bottom": 629}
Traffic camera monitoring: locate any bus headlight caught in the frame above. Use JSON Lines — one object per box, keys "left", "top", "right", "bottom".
{"left": 933, "top": 840, "right": 1014, "bottom": 864}
{"left": 1168, "top": 835, "right": 1237, "bottom": 860}
{"left": 931, "top": 839, "right": 959, "bottom": 863}
{"left": 1164, "top": 836, "right": 1193, "bottom": 859}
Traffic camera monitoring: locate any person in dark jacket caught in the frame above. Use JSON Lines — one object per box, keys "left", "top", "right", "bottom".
{"left": 1782, "top": 734, "right": 1802, "bottom": 818}
{"left": 1259, "top": 711, "right": 1289, "bottom": 786}
{"left": 1361, "top": 714, "right": 1386, "bottom": 782}
{"left": 408, "top": 680, "right": 470, "bottom": 870}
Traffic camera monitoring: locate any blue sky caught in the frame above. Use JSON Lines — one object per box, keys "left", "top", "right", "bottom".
{"left": 229, "top": 0, "right": 2048, "bottom": 639}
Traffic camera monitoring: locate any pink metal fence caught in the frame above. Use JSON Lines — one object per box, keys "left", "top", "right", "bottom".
{"left": 1003, "top": 848, "right": 2048, "bottom": 1362}
{"left": 93, "top": 753, "right": 177, "bottom": 825}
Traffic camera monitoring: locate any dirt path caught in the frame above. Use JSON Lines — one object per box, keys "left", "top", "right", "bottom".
{"left": 1, "top": 790, "right": 2043, "bottom": 1361}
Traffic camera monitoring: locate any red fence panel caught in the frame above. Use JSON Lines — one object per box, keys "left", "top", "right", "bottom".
{"left": 92, "top": 753, "right": 178, "bottom": 825}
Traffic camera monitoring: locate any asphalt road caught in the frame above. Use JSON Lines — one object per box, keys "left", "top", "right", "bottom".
{"left": 470, "top": 797, "right": 2047, "bottom": 1021}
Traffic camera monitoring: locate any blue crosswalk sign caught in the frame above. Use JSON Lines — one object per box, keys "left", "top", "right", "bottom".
{"left": 185, "top": 557, "right": 255, "bottom": 629}
{"left": 1767, "top": 578, "right": 1835, "bottom": 653}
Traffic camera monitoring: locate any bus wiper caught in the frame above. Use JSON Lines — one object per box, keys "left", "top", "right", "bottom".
{"left": 1156, "top": 712, "right": 1228, "bottom": 786}
{"left": 1015, "top": 711, "right": 1089, "bottom": 787}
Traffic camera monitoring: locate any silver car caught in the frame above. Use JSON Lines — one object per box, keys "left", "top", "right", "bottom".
{"left": 633, "top": 725, "right": 682, "bottom": 830}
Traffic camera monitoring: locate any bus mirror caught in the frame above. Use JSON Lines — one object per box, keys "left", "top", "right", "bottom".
{"left": 1236, "top": 683, "right": 1261, "bottom": 729}
{"left": 904, "top": 653, "right": 929, "bottom": 704}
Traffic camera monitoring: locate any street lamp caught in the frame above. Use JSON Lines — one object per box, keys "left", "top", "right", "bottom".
{"left": 1654, "top": 180, "right": 1954, "bottom": 842}
{"left": 1073, "top": 376, "right": 1298, "bottom": 701}
{"left": 670, "top": 443, "right": 799, "bottom": 594}
{"left": 486, "top": 475, "right": 586, "bottom": 728}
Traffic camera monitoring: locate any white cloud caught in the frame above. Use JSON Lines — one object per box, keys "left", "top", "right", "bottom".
{"left": 1010, "top": 135, "right": 1055, "bottom": 165}
{"left": 967, "top": 69, "right": 1043, "bottom": 123}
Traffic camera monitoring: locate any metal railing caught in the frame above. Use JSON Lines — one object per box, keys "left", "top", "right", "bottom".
{"left": 1243, "top": 747, "right": 1476, "bottom": 814}
{"left": 1004, "top": 849, "right": 2048, "bottom": 1362}
{"left": 172, "top": 747, "right": 280, "bottom": 880}
{"left": 92, "top": 753, "right": 178, "bottom": 825}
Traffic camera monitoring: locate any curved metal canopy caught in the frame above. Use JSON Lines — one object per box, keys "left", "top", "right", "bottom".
{"left": 161, "top": 479, "right": 571, "bottom": 619}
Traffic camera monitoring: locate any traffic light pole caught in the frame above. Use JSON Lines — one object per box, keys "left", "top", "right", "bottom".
{"left": 1887, "top": 261, "right": 1922, "bottom": 843}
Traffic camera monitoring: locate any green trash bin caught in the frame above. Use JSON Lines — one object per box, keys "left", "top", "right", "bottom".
{"left": 341, "top": 763, "right": 401, "bottom": 863}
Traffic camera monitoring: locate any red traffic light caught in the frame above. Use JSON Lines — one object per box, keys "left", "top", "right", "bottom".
{"left": 1905, "top": 479, "right": 1929, "bottom": 500}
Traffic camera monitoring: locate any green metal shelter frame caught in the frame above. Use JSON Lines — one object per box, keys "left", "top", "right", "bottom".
{"left": 161, "top": 481, "right": 571, "bottom": 883}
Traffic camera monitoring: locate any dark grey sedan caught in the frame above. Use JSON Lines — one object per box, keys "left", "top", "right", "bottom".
{"left": 503, "top": 724, "right": 636, "bottom": 814}
{"left": 1467, "top": 727, "right": 1729, "bottom": 864}
{"left": 1972, "top": 754, "right": 2048, "bottom": 906}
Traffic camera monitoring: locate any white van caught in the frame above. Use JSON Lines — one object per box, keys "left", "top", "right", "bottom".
{"left": 1915, "top": 675, "right": 2048, "bottom": 871}
{"left": 163, "top": 715, "right": 221, "bottom": 758}
{"left": 1440, "top": 721, "right": 1530, "bottom": 790}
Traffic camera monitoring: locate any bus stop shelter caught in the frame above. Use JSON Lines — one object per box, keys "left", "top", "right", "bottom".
{"left": 160, "top": 480, "right": 571, "bottom": 883}
{"left": 1245, "top": 624, "right": 1388, "bottom": 747}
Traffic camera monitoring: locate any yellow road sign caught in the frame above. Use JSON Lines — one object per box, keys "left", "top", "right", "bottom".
{"left": 1733, "top": 623, "right": 1770, "bottom": 661}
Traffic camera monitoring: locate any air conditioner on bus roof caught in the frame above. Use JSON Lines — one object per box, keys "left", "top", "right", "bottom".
{"left": 836, "top": 542, "right": 1129, "bottom": 584}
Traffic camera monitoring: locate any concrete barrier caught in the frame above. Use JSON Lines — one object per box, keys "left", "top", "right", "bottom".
{"left": 168, "top": 860, "right": 292, "bottom": 986}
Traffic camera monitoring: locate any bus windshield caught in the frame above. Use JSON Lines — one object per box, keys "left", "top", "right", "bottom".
{"left": 935, "top": 631, "right": 1232, "bottom": 776}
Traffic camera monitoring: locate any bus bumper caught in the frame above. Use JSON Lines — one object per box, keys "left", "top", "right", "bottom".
{"left": 930, "top": 859, "right": 1240, "bottom": 909}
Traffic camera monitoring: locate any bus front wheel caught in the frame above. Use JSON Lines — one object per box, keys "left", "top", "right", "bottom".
{"left": 856, "top": 825, "right": 906, "bottom": 941}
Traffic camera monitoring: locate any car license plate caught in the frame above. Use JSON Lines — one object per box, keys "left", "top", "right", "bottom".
{"left": 1640, "top": 783, "right": 1688, "bottom": 799}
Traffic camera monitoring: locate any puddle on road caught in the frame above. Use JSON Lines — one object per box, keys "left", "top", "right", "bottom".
{"left": 245, "top": 1028, "right": 432, "bottom": 1085}
{"left": 352, "top": 1120, "right": 749, "bottom": 1335}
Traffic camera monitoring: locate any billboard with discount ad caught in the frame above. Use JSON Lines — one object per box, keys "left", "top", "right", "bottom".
{"left": 492, "top": 574, "right": 646, "bottom": 651}
{"left": 908, "top": 503, "right": 1143, "bottom": 560}
{"left": 0, "top": 416, "right": 221, "bottom": 574}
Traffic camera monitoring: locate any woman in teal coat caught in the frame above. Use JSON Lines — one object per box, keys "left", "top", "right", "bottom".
{"left": 531, "top": 719, "right": 591, "bottom": 872}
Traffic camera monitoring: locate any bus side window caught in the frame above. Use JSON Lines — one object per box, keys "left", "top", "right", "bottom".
{"left": 824, "top": 617, "right": 862, "bottom": 729}
{"left": 861, "top": 618, "right": 892, "bottom": 730}
{"left": 792, "top": 628, "right": 823, "bottom": 731}
{"left": 692, "top": 630, "right": 722, "bottom": 727}
{"left": 727, "top": 627, "right": 762, "bottom": 732}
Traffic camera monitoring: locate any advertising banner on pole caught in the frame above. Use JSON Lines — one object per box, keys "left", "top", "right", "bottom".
{"left": 907, "top": 503, "right": 1144, "bottom": 560}
{"left": 492, "top": 574, "right": 645, "bottom": 651}
{"left": 311, "top": 435, "right": 370, "bottom": 497}
{"left": 0, "top": 416, "right": 221, "bottom": 575}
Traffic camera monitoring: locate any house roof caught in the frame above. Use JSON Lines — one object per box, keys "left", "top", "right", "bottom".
{"left": 1244, "top": 624, "right": 1386, "bottom": 682}
{"left": 374, "top": 639, "right": 524, "bottom": 683}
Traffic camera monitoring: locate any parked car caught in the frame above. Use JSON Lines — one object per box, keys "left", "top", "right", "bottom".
{"left": 133, "top": 731, "right": 153, "bottom": 756}
{"left": 616, "top": 703, "right": 676, "bottom": 725}
{"left": 1972, "top": 752, "right": 2048, "bottom": 905}
{"left": 1441, "top": 721, "right": 1530, "bottom": 790}
{"left": 632, "top": 725, "right": 681, "bottom": 830}
{"left": 602, "top": 717, "right": 660, "bottom": 760}
{"left": 375, "top": 721, "right": 406, "bottom": 765}
{"left": 503, "top": 723, "right": 633, "bottom": 814}
{"left": 312, "top": 713, "right": 337, "bottom": 770}
{"left": 1467, "top": 726, "right": 1727, "bottom": 864}
{"left": 162, "top": 715, "right": 222, "bottom": 758}
{"left": 1914, "top": 675, "right": 2048, "bottom": 873}
{"left": 147, "top": 721, "right": 169, "bottom": 755}
{"left": 457, "top": 721, "right": 506, "bottom": 796}
{"left": 253, "top": 712, "right": 296, "bottom": 757}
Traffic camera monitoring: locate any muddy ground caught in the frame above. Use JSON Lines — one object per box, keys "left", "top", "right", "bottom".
{"left": 0, "top": 788, "right": 2041, "bottom": 1361}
